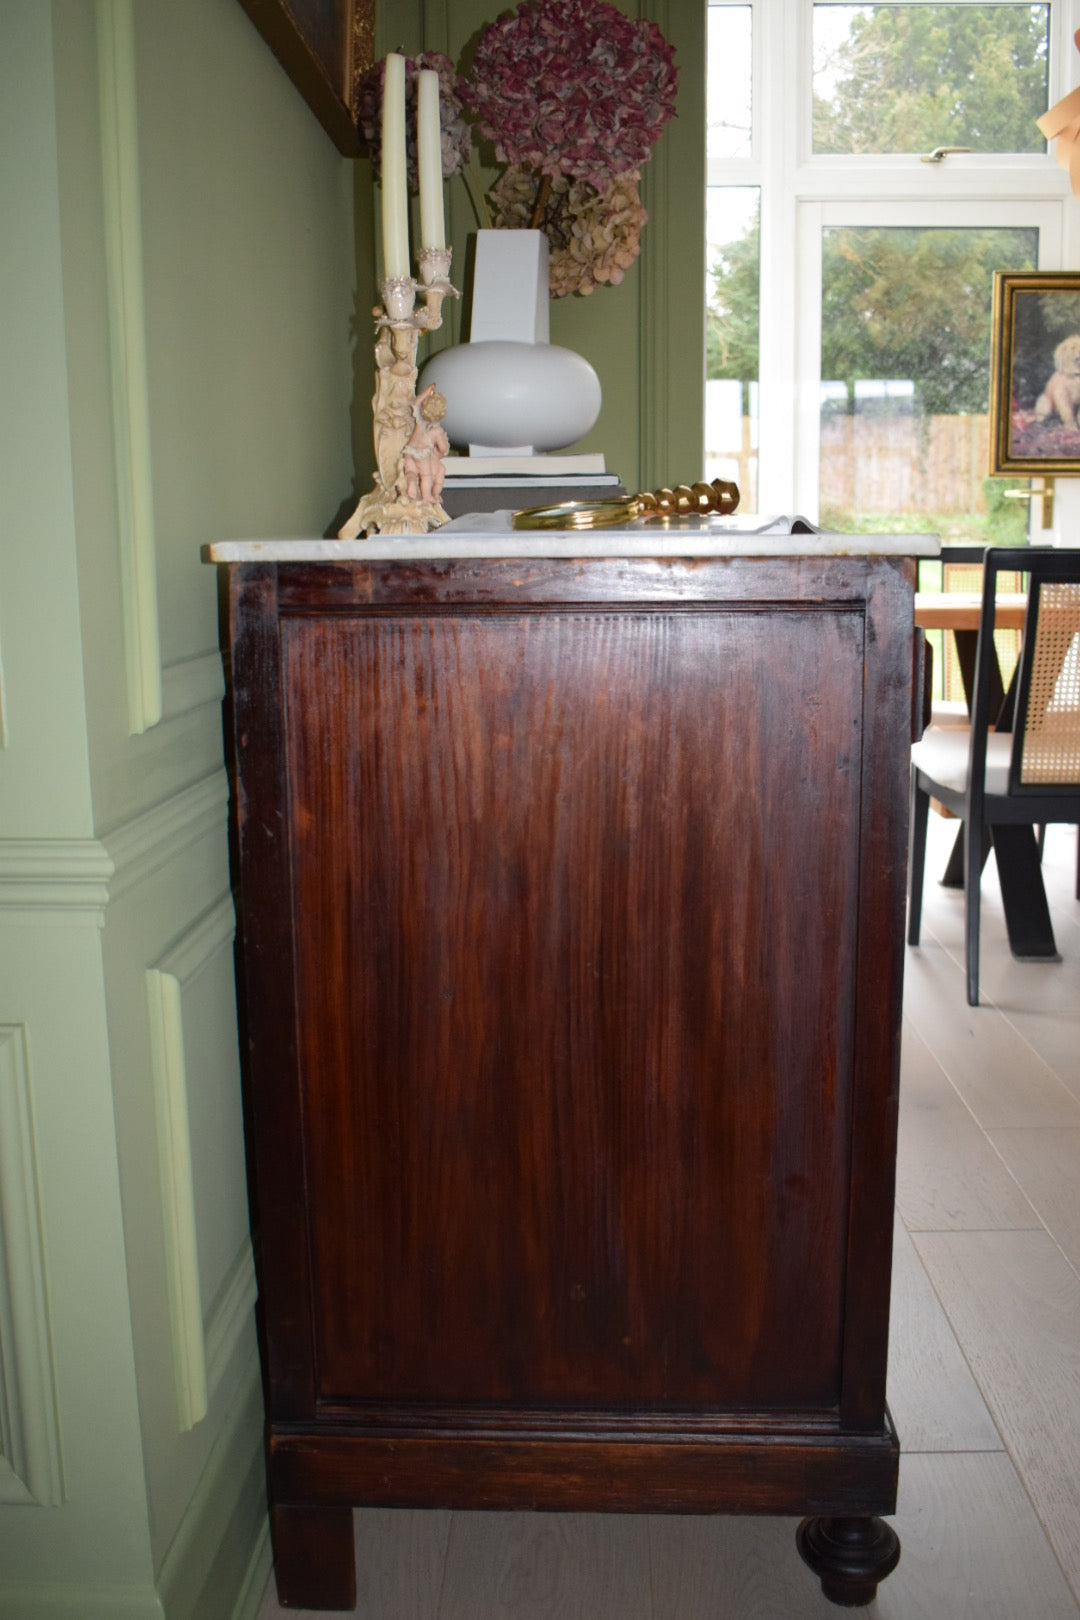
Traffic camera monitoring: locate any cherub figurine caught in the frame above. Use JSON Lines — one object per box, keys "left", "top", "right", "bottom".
{"left": 398, "top": 384, "right": 450, "bottom": 507}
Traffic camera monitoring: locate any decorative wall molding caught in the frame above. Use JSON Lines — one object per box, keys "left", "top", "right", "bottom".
{"left": 0, "top": 630, "right": 8, "bottom": 749}
{"left": 157, "top": 1351, "right": 267, "bottom": 1620}
{"left": 637, "top": 0, "right": 705, "bottom": 492}
{"left": 231, "top": 1516, "right": 273, "bottom": 1620}
{"left": 0, "top": 772, "right": 228, "bottom": 917}
{"left": 160, "top": 651, "right": 226, "bottom": 725}
{"left": 97, "top": 0, "right": 162, "bottom": 735}
{"left": 638, "top": 153, "right": 668, "bottom": 492}
{"left": 0, "top": 1026, "right": 65, "bottom": 1507}
{"left": 0, "top": 1583, "right": 164, "bottom": 1619}
{"left": 146, "top": 961, "right": 206, "bottom": 1431}
{"left": 0, "top": 841, "right": 114, "bottom": 918}
{"left": 204, "top": 1239, "right": 258, "bottom": 1403}
{"left": 103, "top": 770, "right": 229, "bottom": 903}
{"left": 146, "top": 894, "right": 240, "bottom": 1432}
{"left": 637, "top": 0, "right": 668, "bottom": 491}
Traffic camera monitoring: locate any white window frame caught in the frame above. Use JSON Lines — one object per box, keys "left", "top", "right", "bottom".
{"left": 794, "top": 197, "right": 1064, "bottom": 516}
{"left": 707, "top": 0, "right": 1080, "bottom": 517}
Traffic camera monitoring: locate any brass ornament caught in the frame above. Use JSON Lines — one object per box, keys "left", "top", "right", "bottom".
{"left": 512, "top": 477, "right": 739, "bottom": 531}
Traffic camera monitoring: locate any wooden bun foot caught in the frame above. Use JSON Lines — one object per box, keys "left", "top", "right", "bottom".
{"left": 796, "top": 1515, "right": 900, "bottom": 1607}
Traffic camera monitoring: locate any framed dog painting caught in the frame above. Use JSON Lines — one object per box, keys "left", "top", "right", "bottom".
{"left": 990, "top": 271, "right": 1080, "bottom": 474}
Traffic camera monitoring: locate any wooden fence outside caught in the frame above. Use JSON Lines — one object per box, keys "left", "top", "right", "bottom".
{"left": 819, "top": 412, "right": 991, "bottom": 515}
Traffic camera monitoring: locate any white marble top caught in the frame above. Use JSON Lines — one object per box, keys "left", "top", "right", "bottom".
{"left": 206, "top": 511, "right": 940, "bottom": 563}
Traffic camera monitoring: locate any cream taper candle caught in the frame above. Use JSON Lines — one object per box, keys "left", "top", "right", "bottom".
{"left": 381, "top": 53, "right": 410, "bottom": 280}
{"left": 417, "top": 69, "right": 445, "bottom": 252}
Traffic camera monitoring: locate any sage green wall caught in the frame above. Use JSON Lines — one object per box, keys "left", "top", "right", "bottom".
{"left": 0, "top": 15, "right": 153, "bottom": 1614}
{"left": 55, "top": 0, "right": 357, "bottom": 829}
{"left": 0, "top": 1, "right": 357, "bottom": 1614}
{"left": 373, "top": 0, "right": 706, "bottom": 492}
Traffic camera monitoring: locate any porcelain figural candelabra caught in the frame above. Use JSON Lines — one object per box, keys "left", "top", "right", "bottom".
{"left": 338, "top": 248, "right": 458, "bottom": 539}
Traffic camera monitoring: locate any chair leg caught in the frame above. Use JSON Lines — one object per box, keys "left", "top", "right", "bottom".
{"left": 942, "top": 820, "right": 991, "bottom": 889}
{"left": 964, "top": 814, "right": 982, "bottom": 1007}
{"left": 990, "top": 825, "right": 1058, "bottom": 961}
{"left": 907, "top": 771, "right": 930, "bottom": 946}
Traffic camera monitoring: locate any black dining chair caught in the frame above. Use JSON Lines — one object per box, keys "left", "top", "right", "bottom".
{"left": 907, "top": 547, "right": 1080, "bottom": 1006}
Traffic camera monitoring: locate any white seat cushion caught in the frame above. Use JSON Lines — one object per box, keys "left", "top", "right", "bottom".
{"left": 911, "top": 724, "right": 1013, "bottom": 796}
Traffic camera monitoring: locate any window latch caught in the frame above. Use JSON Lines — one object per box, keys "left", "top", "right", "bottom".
{"left": 920, "top": 146, "right": 974, "bottom": 163}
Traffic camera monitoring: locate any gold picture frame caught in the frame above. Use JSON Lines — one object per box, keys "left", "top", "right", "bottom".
{"left": 236, "top": 0, "right": 375, "bottom": 156}
{"left": 990, "top": 270, "right": 1080, "bottom": 476}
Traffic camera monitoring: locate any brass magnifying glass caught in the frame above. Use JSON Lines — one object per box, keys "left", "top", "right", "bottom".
{"left": 512, "top": 478, "right": 740, "bottom": 531}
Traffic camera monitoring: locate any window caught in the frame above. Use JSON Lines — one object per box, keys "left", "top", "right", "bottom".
{"left": 706, "top": 188, "right": 760, "bottom": 504}
{"left": 817, "top": 222, "right": 1039, "bottom": 542}
{"left": 706, "top": 0, "right": 1079, "bottom": 529}
{"left": 812, "top": 5, "right": 1050, "bottom": 155}
{"left": 706, "top": 5, "right": 757, "bottom": 496}
{"left": 708, "top": 4, "right": 753, "bottom": 159}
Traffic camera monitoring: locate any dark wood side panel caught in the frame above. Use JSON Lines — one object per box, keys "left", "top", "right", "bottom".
{"left": 842, "top": 559, "right": 916, "bottom": 1427}
{"left": 228, "top": 564, "right": 317, "bottom": 1418}
{"left": 281, "top": 604, "right": 866, "bottom": 1412}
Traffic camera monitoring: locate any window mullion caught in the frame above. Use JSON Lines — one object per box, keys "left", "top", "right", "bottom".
{"left": 793, "top": 160, "right": 1070, "bottom": 204}
{"left": 756, "top": 0, "right": 806, "bottom": 512}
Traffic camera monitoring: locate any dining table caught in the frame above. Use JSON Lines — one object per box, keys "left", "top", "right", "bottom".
{"left": 913, "top": 590, "right": 1027, "bottom": 713}
{"left": 912, "top": 586, "right": 1058, "bottom": 962}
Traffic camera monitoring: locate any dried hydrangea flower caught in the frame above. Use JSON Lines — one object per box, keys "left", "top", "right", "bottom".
{"left": 356, "top": 52, "right": 472, "bottom": 187}
{"left": 463, "top": 0, "right": 677, "bottom": 190}
{"left": 489, "top": 166, "right": 648, "bottom": 297}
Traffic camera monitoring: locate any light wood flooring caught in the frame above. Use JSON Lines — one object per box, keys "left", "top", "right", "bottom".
{"left": 257, "top": 815, "right": 1080, "bottom": 1620}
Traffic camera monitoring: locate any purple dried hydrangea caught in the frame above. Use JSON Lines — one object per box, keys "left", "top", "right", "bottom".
{"left": 462, "top": 0, "right": 678, "bottom": 190}
{"left": 356, "top": 52, "right": 472, "bottom": 186}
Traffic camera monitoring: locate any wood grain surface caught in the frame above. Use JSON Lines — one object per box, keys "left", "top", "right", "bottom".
{"left": 284, "top": 607, "right": 863, "bottom": 1411}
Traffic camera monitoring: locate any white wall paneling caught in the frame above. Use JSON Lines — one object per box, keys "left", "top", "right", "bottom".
{"left": 96, "top": 0, "right": 162, "bottom": 735}
{"left": 146, "top": 894, "right": 248, "bottom": 1433}
{"left": 0, "top": 628, "right": 8, "bottom": 749}
{"left": 159, "top": 651, "right": 226, "bottom": 726}
{"left": 156, "top": 1351, "right": 269, "bottom": 1620}
{"left": 103, "top": 770, "right": 228, "bottom": 905}
{"left": 203, "top": 1240, "right": 257, "bottom": 1405}
{"left": 0, "top": 842, "right": 113, "bottom": 918}
{"left": 0, "top": 1025, "right": 64, "bottom": 1507}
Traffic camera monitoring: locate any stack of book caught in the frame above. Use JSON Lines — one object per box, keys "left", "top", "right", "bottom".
{"left": 440, "top": 453, "right": 624, "bottom": 519}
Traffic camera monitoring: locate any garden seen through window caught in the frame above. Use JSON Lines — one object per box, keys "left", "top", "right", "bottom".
{"left": 706, "top": 0, "right": 1064, "bottom": 560}
{"left": 818, "top": 224, "right": 1038, "bottom": 544}
{"left": 812, "top": 5, "right": 1049, "bottom": 154}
